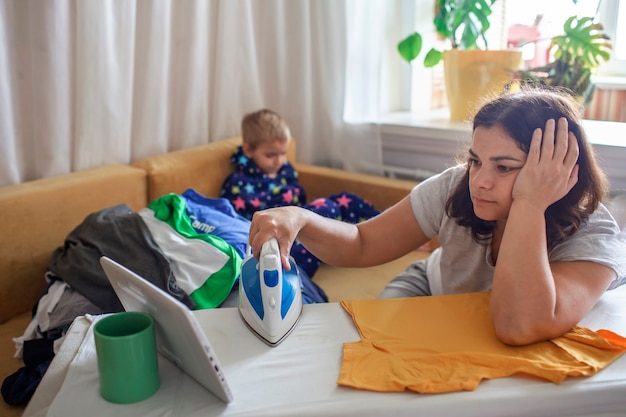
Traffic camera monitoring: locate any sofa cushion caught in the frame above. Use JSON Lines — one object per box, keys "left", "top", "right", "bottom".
{"left": 132, "top": 137, "right": 298, "bottom": 202}
{"left": 0, "top": 165, "right": 147, "bottom": 324}
{"left": 314, "top": 250, "right": 431, "bottom": 302}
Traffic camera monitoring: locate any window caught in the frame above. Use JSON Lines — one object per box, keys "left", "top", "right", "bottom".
{"left": 505, "top": 0, "right": 624, "bottom": 76}
{"left": 596, "top": 0, "right": 626, "bottom": 76}
{"left": 399, "top": 0, "right": 626, "bottom": 121}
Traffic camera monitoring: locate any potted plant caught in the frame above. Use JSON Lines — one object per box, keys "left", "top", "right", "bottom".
{"left": 511, "top": 15, "right": 612, "bottom": 105}
{"left": 397, "top": 0, "right": 522, "bottom": 121}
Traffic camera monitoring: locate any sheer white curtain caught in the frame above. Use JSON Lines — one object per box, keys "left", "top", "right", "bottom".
{"left": 0, "top": 0, "right": 388, "bottom": 187}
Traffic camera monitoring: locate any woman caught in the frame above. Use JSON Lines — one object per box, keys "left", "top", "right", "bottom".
{"left": 248, "top": 89, "right": 626, "bottom": 346}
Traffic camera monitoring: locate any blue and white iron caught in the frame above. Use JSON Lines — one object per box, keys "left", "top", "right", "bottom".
{"left": 238, "top": 238, "right": 303, "bottom": 347}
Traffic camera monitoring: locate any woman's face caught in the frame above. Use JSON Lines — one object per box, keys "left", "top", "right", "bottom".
{"left": 468, "top": 125, "right": 528, "bottom": 223}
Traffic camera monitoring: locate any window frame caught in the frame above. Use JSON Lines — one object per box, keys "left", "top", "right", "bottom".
{"left": 595, "top": 0, "right": 626, "bottom": 77}
{"left": 396, "top": 0, "right": 626, "bottom": 116}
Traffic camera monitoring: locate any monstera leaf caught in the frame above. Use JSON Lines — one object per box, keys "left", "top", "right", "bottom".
{"left": 434, "top": 0, "right": 495, "bottom": 49}
{"left": 550, "top": 16, "right": 612, "bottom": 69}
{"left": 513, "top": 15, "right": 611, "bottom": 105}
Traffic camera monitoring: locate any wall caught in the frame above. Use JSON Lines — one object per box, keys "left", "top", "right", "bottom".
{"left": 379, "top": 111, "right": 626, "bottom": 193}
{"left": 585, "top": 88, "right": 626, "bottom": 123}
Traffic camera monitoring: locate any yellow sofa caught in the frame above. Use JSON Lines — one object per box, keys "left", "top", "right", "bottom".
{"left": 0, "top": 137, "right": 430, "bottom": 416}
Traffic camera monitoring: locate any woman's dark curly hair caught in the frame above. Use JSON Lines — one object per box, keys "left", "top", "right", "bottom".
{"left": 445, "top": 87, "right": 608, "bottom": 250}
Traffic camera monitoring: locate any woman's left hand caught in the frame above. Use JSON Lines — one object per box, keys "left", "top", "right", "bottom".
{"left": 512, "top": 117, "right": 580, "bottom": 212}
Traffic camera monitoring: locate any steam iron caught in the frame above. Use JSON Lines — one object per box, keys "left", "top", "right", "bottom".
{"left": 238, "top": 238, "right": 303, "bottom": 347}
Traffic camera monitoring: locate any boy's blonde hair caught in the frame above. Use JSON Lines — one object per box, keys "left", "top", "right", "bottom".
{"left": 241, "top": 109, "right": 291, "bottom": 149}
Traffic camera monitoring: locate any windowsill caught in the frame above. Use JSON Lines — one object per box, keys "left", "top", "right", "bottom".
{"left": 378, "top": 109, "right": 626, "bottom": 191}
{"left": 592, "top": 75, "right": 626, "bottom": 90}
{"left": 379, "top": 109, "right": 626, "bottom": 149}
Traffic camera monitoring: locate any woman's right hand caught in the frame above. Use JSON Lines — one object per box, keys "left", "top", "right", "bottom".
{"left": 512, "top": 117, "right": 579, "bottom": 213}
{"left": 248, "top": 206, "right": 309, "bottom": 270}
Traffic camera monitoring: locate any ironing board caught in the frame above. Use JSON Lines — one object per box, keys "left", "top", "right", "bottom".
{"left": 23, "top": 285, "right": 626, "bottom": 417}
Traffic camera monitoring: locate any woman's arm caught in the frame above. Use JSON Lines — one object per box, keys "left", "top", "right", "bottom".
{"left": 491, "top": 199, "right": 615, "bottom": 345}
{"left": 248, "top": 196, "right": 429, "bottom": 270}
{"left": 490, "top": 118, "right": 616, "bottom": 345}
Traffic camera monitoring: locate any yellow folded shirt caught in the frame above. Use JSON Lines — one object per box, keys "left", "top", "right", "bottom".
{"left": 338, "top": 292, "right": 626, "bottom": 394}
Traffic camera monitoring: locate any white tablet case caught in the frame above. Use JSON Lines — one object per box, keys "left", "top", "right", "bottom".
{"left": 99, "top": 256, "right": 234, "bottom": 403}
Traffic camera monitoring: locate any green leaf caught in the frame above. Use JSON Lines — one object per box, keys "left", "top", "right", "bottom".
{"left": 397, "top": 32, "right": 423, "bottom": 63}
{"left": 550, "top": 16, "right": 612, "bottom": 69}
{"left": 424, "top": 49, "right": 444, "bottom": 67}
{"left": 434, "top": 0, "right": 454, "bottom": 42}
{"left": 517, "top": 14, "right": 613, "bottom": 103}
{"left": 434, "top": 0, "right": 496, "bottom": 49}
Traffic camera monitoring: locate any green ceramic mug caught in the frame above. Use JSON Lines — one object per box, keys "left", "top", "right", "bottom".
{"left": 94, "top": 311, "right": 160, "bottom": 404}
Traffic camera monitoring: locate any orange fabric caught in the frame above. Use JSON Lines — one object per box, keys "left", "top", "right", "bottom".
{"left": 338, "top": 293, "right": 626, "bottom": 394}
{"left": 596, "top": 329, "right": 626, "bottom": 349}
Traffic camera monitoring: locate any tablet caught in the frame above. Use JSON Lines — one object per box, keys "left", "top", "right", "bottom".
{"left": 99, "top": 256, "right": 233, "bottom": 403}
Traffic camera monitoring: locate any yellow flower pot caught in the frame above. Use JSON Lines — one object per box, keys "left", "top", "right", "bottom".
{"left": 443, "top": 49, "right": 523, "bottom": 121}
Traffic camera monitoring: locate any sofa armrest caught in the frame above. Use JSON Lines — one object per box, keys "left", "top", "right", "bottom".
{"left": 295, "top": 163, "right": 416, "bottom": 211}
{"left": 132, "top": 136, "right": 413, "bottom": 211}
{"left": 0, "top": 165, "right": 147, "bottom": 324}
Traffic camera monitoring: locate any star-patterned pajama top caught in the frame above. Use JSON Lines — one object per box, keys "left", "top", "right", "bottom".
{"left": 220, "top": 146, "right": 380, "bottom": 277}
{"left": 220, "top": 146, "right": 307, "bottom": 220}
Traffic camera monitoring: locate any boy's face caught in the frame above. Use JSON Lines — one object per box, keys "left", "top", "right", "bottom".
{"left": 243, "top": 140, "right": 289, "bottom": 178}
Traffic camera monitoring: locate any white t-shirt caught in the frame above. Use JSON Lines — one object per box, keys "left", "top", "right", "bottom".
{"left": 410, "top": 165, "right": 626, "bottom": 295}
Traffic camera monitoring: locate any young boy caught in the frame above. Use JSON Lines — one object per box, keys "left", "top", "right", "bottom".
{"left": 221, "top": 108, "right": 379, "bottom": 277}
